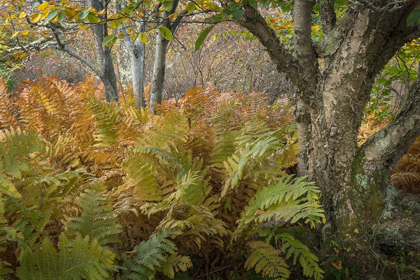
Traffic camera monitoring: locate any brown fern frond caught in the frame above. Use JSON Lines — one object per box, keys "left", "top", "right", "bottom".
{"left": 391, "top": 172, "right": 420, "bottom": 194}
{"left": 0, "top": 79, "right": 21, "bottom": 130}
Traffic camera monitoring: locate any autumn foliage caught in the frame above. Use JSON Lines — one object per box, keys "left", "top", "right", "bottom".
{"left": 0, "top": 76, "right": 327, "bottom": 279}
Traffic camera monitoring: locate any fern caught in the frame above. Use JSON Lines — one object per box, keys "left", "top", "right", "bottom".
{"left": 16, "top": 234, "right": 116, "bottom": 280}
{"left": 137, "top": 110, "right": 189, "bottom": 149}
{"left": 0, "top": 79, "right": 20, "bottom": 130}
{"left": 234, "top": 175, "right": 325, "bottom": 239}
{"left": 277, "top": 233, "right": 323, "bottom": 280}
{"left": 89, "top": 98, "right": 120, "bottom": 147}
{"left": 160, "top": 253, "right": 193, "bottom": 279}
{"left": 5, "top": 198, "right": 53, "bottom": 254}
{"left": 0, "top": 128, "right": 46, "bottom": 180}
{"left": 66, "top": 185, "right": 122, "bottom": 246}
{"left": 245, "top": 241, "right": 290, "bottom": 280}
{"left": 121, "top": 230, "right": 191, "bottom": 279}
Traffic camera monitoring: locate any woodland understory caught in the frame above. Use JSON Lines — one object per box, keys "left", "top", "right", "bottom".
{"left": 1, "top": 0, "right": 420, "bottom": 279}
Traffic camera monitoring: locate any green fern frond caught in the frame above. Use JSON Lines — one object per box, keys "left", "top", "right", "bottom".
{"left": 222, "top": 135, "right": 282, "bottom": 197}
{"left": 5, "top": 198, "right": 53, "bottom": 254}
{"left": 160, "top": 253, "right": 193, "bottom": 279}
{"left": 0, "top": 128, "right": 46, "bottom": 180}
{"left": 16, "top": 234, "right": 115, "bottom": 280}
{"left": 235, "top": 175, "right": 325, "bottom": 239}
{"left": 277, "top": 233, "right": 323, "bottom": 280}
{"left": 66, "top": 185, "right": 122, "bottom": 246}
{"left": 121, "top": 230, "right": 181, "bottom": 280}
{"left": 245, "top": 241, "right": 290, "bottom": 280}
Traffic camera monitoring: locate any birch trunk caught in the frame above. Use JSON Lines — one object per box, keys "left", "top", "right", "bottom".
{"left": 237, "top": 0, "right": 420, "bottom": 260}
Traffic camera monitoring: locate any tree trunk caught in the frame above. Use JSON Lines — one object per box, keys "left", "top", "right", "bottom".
{"left": 149, "top": 32, "right": 169, "bottom": 113}
{"left": 121, "top": 27, "right": 146, "bottom": 108}
{"left": 149, "top": 0, "right": 186, "bottom": 113}
{"left": 118, "top": 0, "right": 146, "bottom": 108}
{"left": 237, "top": 0, "right": 420, "bottom": 263}
{"left": 88, "top": 0, "right": 119, "bottom": 102}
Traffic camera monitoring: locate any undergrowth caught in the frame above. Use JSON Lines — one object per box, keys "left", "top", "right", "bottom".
{"left": 0, "top": 76, "right": 326, "bottom": 279}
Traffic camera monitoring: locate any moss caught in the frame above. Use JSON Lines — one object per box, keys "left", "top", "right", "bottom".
{"left": 333, "top": 153, "right": 388, "bottom": 234}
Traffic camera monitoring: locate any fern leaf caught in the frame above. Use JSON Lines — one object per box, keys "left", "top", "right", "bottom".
{"left": 245, "top": 241, "right": 290, "bottom": 280}
{"left": 235, "top": 175, "right": 325, "bottom": 239}
{"left": 17, "top": 234, "right": 115, "bottom": 280}
{"left": 121, "top": 230, "right": 181, "bottom": 280}
{"left": 159, "top": 253, "right": 192, "bottom": 279}
{"left": 278, "top": 233, "right": 324, "bottom": 280}
{"left": 66, "top": 185, "right": 122, "bottom": 246}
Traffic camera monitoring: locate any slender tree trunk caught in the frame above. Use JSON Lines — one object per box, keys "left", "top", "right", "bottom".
{"left": 148, "top": 0, "right": 186, "bottom": 113}
{"left": 122, "top": 28, "right": 146, "bottom": 108}
{"left": 149, "top": 32, "right": 169, "bottom": 113}
{"left": 88, "top": 0, "right": 119, "bottom": 102}
{"left": 118, "top": 0, "right": 146, "bottom": 108}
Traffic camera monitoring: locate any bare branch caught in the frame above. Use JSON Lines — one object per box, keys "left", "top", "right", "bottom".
{"left": 238, "top": 4, "right": 300, "bottom": 86}
{"left": 319, "top": 0, "right": 336, "bottom": 35}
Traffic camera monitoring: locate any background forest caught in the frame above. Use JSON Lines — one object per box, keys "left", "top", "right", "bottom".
{"left": 0, "top": 0, "right": 420, "bottom": 279}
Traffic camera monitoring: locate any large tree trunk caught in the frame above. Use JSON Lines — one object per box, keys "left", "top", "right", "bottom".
{"left": 237, "top": 0, "right": 420, "bottom": 263}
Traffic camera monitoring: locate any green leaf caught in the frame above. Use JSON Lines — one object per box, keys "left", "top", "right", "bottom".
{"left": 138, "top": 32, "right": 148, "bottom": 44}
{"left": 162, "top": 0, "right": 173, "bottom": 11}
{"left": 87, "top": 13, "right": 100, "bottom": 23}
{"left": 407, "top": 9, "right": 420, "bottom": 27}
{"left": 158, "top": 26, "right": 173, "bottom": 41}
{"left": 57, "top": 11, "right": 65, "bottom": 23}
{"left": 231, "top": 9, "right": 244, "bottom": 21}
{"left": 206, "top": 14, "right": 225, "bottom": 24}
{"left": 108, "top": 19, "right": 121, "bottom": 29}
{"left": 186, "top": 2, "right": 196, "bottom": 13}
{"left": 77, "top": 9, "right": 89, "bottom": 20}
{"left": 44, "top": 9, "right": 59, "bottom": 22}
{"left": 195, "top": 25, "right": 214, "bottom": 52}
{"left": 102, "top": 34, "right": 116, "bottom": 47}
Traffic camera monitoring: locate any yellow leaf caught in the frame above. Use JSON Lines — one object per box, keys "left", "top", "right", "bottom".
{"left": 31, "top": 13, "right": 42, "bottom": 23}
{"left": 79, "top": 23, "right": 88, "bottom": 31}
{"left": 11, "top": 31, "right": 19, "bottom": 38}
{"left": 168, "top": 13, "right": 177, "bottom": 21}
{"left": 37, "top": 2, "right": 49, "bottom": 11}
{"left": 19, "top": 12, "right": 27, "bottom": 19}
{"left": 21, "top": 30, "right": 29, "bottom": 35}
{"left": 138, "top": 32, "right": 148, "bottom": 44}
{"left": 331, "top": 260, "right": 342, "bottom": 270}
{"left": 354, "top": 228, "right": 359, "bottom": 234}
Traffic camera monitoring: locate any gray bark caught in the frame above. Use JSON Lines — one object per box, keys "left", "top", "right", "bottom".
{"left": 87, "top": 0, "right": 119, "bottom": 102}
{"left": 237, "top": 0, "right": 420, "bottom": 254}
{"left": 149, "top": 0, "right": 186, "bottom": 113}
{"left": 121, "top": 25, "right": 146, "bottom": 108}
{"left": 118, "top": 0, "right": 146, "bottom": 108}
{"left": 149, "top": 32, "right": 169, "bottom": 113}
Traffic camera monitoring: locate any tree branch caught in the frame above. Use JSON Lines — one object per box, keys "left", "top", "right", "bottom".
{"left": 361, "top": 74, "right": 420, "bottom": 170}
{"left": 238, "top": 4, "right": 300, "bottom": 86}
{"left": 52, "top": 31, "right": 102, "bottom": 77}
{"left": 319, "top": 0, "right": 336, "bottom": 35}
{"left": 293, "top": 0, "right": 318, "bottom": 84}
